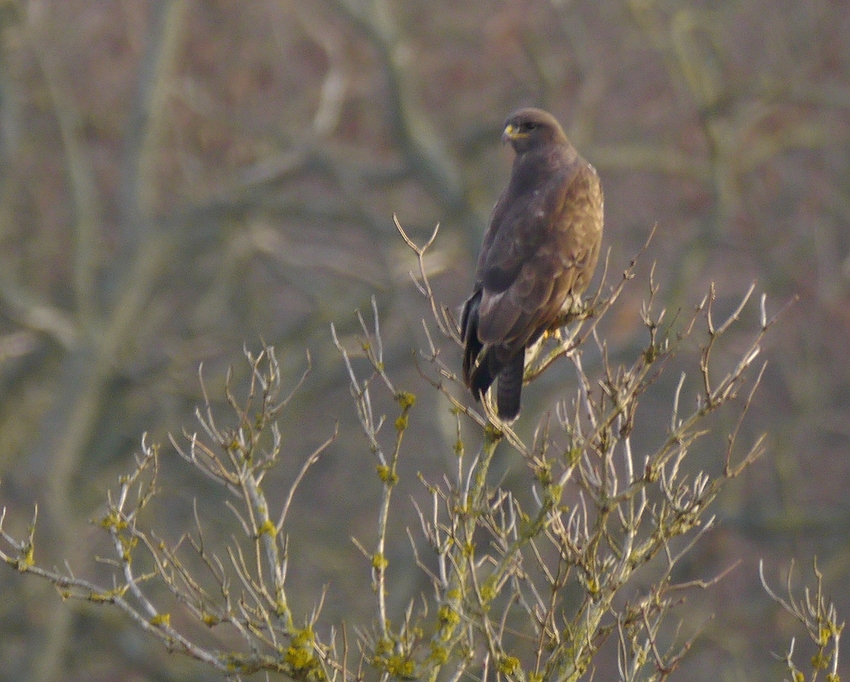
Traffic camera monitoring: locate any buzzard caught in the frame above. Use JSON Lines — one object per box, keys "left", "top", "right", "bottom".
{"left": 461, "top": 108, "right": 603, "bottom": 421}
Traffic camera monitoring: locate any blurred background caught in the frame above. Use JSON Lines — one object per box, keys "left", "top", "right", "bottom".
{"left": 0, "top": 0, "right": 848, "bottom": 680}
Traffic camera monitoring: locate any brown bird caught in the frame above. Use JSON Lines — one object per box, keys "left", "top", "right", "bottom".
{"left": 461, "top": 108, "right": 604, "bottom": 421}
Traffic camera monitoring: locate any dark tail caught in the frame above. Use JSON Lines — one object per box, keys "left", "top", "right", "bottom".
{"left": 463, "top": 289, "right": 525, "bottom": 420}
{"left": 461, "top": 291, "right": 483, "bottom": 387}
{"left": 496, "top": 349, "right": 524, "bottom": 421}
{"left": 469, "top": 347, "right": 497, "bottom": 400}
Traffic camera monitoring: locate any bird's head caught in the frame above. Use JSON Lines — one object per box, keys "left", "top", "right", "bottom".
{"left": 501, "top": 108, "right": 568, "bottom": 154}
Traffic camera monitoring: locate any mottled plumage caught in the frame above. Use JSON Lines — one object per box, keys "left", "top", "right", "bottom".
{"left": 461, "top": 108, "right": 603, "bottom": 421}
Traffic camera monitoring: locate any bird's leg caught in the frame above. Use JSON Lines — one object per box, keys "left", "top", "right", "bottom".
{"left": 569, "top": 295, "right": 594, "bottom": 319}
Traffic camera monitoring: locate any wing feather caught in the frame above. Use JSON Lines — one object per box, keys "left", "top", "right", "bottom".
{"left": 474, "top": 162, "right": 602, "bottom": 354}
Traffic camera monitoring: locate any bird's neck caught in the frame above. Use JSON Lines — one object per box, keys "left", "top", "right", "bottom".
{"left": 510, "top": 143, "right": 573, "bottom": 191}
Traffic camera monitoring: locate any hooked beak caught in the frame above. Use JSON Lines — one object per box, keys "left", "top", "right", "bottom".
{"left": 501, "top": 123, "right": 517, "bottom": 144}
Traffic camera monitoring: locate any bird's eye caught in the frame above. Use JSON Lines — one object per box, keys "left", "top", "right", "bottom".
{"left": 525, "top": 122, "right": 538, "bottom": 131}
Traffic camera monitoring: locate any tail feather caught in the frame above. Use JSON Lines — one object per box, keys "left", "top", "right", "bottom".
{"left": 469, "top": 347, "right": 497, "bottom": 400}
{"left": 463, "top": 289, "right": 526, "bottom": 420}
{"left": 496, "top": 349, "right": 525, "bottom": 421}
{"left": 461, "top": 292, "right": 483, "bottom": 387}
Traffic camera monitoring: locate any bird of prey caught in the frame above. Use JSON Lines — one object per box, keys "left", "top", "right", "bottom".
{"left": 461, "top": 107, "right": 603, "bottom": 421}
